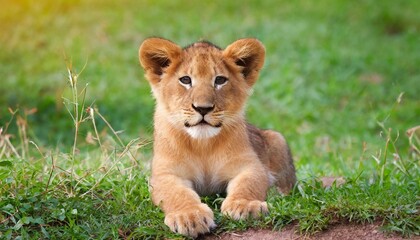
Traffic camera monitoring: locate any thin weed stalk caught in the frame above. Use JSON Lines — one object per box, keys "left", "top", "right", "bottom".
{"left": 16, "top": 116, "right": 27, "bottom": 159}
{"left": 16, "top": 109, "right": 36, "bottom": 160}
{"left": 0, "top": 108, "right": 20, "bottom": 159}
{"left": 87, "top": 106, "right": 103, "bottom": 150}
{"left": 357, "top": 141, "right": 367, "bottom": 175}
{"left": 44, "top": 155, "right": 55, "bottom": 193}
{"left": 61, "top": 59, "right": 146, "bottom": 197}
{"left": 29, "top": 141, "right": 46, "bottom": 159}
{"left": 63, "top": 58, "right": 89, "bottom": 196}
{"left": 406, "top": 126, "right": 420, "bottom": 156}
{"left": 373, "top": 92, "right": 412, "bottom": 183}
{"left": 64, "top": 57, "right": 89, "bottom": 159}
{"left": 0, "top": 130, "right": 21, "bottom": 159}
{"left": 380, "top": 131, "right": 390, "bottom": 186}
{"left": 3, "top": 108, "right": 18, "bottom": 133}
{"left": 68, "top": 66, "right": 79, "bottom": 158}
{"left": 94, "top": 108, "right": 140, "bottom": 166}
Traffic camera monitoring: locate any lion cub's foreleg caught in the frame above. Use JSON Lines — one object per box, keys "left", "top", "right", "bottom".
{"left": 150, "top": 174, "right": 216, "bottom": 238}
{"left": 220, "top": 159, "right": 270, "bottom": 219}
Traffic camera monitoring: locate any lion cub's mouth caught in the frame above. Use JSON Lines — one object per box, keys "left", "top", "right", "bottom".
{"left": 184, "top": 119, "right": 222, "bottom": 128}
{"left": 184, "top": 117, "right": 223, "bottom": 139}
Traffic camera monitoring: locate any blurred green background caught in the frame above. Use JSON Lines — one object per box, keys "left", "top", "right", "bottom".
{"left": 1, "top": 0, "right": 419, "bottom": 175}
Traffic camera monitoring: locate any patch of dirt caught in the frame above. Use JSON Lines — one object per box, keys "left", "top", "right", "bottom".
{"left": 201, "top": 222, "right": 418, "bottom": 240}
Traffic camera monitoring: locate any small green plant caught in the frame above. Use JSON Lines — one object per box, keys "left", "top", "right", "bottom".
{"left": 0, "top": 60, "right": 152, "bottom": 239}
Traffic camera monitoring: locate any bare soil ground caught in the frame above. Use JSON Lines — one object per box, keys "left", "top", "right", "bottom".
{"left": 201, "top": 222, "right": 419, "bottom": 240}
{"left": 201, "top": 178, "right": 419, "bottom": 240}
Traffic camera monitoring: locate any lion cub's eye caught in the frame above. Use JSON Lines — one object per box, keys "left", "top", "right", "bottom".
{"left": 179, "top": 76, "right": 192, "bottom": 85}
{"left": 214, "top": 76, "right": 228, "bottom": 86}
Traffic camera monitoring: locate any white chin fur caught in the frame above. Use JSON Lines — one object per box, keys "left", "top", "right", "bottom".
{"left": 186, "top": 125, "right": 221, "bottom": 139}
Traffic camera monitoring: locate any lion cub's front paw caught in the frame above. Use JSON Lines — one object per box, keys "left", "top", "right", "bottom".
{"left": 221, "top": 198, "right": 268, "bottom": 220}
{"left": 164, "top": 203, "right": 216, "bottom": 238}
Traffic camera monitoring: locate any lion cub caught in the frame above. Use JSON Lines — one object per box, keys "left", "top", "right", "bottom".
{"left": 139, "top": 38, "right": 296, "bottom": 237}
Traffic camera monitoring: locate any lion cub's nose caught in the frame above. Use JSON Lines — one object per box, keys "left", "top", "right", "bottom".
{"left": 192, "top": 104, "right": 214, "bottom": 116}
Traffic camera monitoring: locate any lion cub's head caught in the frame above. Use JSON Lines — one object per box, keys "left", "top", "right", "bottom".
{"left": 139, "top": 38, "right": 265, "bottom": 139}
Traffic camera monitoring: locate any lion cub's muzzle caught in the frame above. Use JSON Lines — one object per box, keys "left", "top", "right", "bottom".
{"left": 182, "top": 103, "right": 223, "bottom": 139}
{"left": 184, "top": 103, "right": 222, "bottom": 128}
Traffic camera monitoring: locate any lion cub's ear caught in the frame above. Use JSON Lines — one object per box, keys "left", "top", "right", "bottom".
{"left": 223, "top": 38, "right": 265, "bottom": 87}
{"left": 139, "top": 38, "right": 182, "bottom": 85}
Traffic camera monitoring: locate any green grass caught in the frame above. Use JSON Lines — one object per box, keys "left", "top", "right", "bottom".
{"left": 1, "top": 0, "right": 419, "bottom": 239}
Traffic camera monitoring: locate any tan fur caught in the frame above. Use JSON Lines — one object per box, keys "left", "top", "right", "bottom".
{"left": 139, "top": 38, "right": 296, "bottom": 237}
